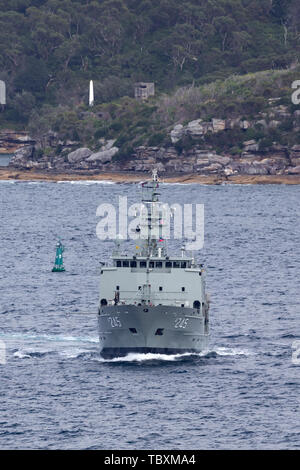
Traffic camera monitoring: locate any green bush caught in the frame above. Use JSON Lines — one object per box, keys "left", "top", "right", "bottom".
{"left": 259, "top": 137, "right": 273, "bottom": 151}
{"left": 113, "top": 144, "right": 135, "bottom": 162}
{"left": 279, "top": 118, "right": 294, "bottom": 132}
{"left": 110, "top": 121, "right": 123, "bottom": 132}
{"left": 148, "top": 132, "right": 165, "bottom": 146}
{"left": 229, "top": 146, "right": 242, "bottom": 155}
{"left": 174, "top": 134, "right": 194, "bottom": 154}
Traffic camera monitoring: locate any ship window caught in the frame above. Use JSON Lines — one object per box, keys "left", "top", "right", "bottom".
{"left": 181, "top": 262, "right": 187, "bottom": 268}
{"left": 130, "top": 261, "right": 137, "bottom": 267}
{"left": 182, "top": 287, "right": 185, "bottom": 292}
{"left": 140, "top": 261, "right": 147, "bottom": 268}
{"left": 123, "top": 261, "right": 129, "bottom": 267}
{"left": 173, "top": 261, "right": 180, "bottom": 268}
{"left": 159, "top": 286, "right": 163, "bottom": 291}
{"left": 166, "top": 261, "right": 172, "bottom": 268}
{"left": 116, "top": 260, "right": 121, "bottom": 267}
{"left": 149, "top": 261, "right": 154, "bottom": 268}
{"left": 181, "top": 304, "right": 184, "bottom": 307}
{"left": 193, "top": 300, "right": 200, "bottom": 309}
{"left": 156, "top": 262, "right": 163, "bottom": 268}
{"left": 155, "top": 328, "right": 164, "bottom": 336}
{"left": 138, "top": 286, "right": 141, "bottom": 290}
{"left": 129, "top": 328, "right": 137, "bottom": 334}
{"left": 100, "top": 298, "right": 107, "bottom": 306}
{"left": 116, "top": 285, "right": 120, "bottom": 290}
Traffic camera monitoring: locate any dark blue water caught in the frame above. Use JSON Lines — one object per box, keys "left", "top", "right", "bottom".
{"left": 0, "top": 180, "right": 299, "bottom": 449}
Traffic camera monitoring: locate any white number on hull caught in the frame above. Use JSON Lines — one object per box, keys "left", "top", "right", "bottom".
{"left": 108, "top": 316, "right": 122, "bottom": 328}
{"left": 174, "top": 318, "right": 189, "bottom": 329}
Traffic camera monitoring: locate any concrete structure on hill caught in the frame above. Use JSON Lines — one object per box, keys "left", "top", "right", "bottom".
{"left": 134, "top": 82, "right": 155, "bottom": 100}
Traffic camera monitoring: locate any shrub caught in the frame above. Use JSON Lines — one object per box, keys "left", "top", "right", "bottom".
{"left": 148, "top": 132, "right": 165, "bottom": 146}
{"left": 113, "top": 144, "right": 134, "bottom": 162}
{"left": 229, "top": 146, "right": 242, "bottom": 155}
{"left": 279, "top": 118, "right": 294, "bottom": 132}
{"left": 174, "top": 134, "right": 194, "bottom": 154}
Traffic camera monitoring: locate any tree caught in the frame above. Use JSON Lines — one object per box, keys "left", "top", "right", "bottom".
{"left": 14, "top": 57, "right": 49, "bottom": 95}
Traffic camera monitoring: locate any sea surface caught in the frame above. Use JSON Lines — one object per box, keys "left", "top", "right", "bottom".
{"left": 0, "top": 180, "right": 299, "bottom": 450}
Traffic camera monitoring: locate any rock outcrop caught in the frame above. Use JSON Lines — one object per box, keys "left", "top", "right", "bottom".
{"left": 0, "top": 130, "right": 35, "bottom": 154}
{"left": 67, "top": 148, "right": 92, "bottom": 163}
{"left": 7, "top": 106, "right": 300, "bottom": 178}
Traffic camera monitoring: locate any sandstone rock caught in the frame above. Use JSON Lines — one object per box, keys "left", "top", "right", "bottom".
{"left": 186, "top": 119, "right": 204, "bottom": 136}
{"left": 155, "top": 162, "right": 166, "bottom": 173}
{"left": 224, "top": 167, "right": 234, "bottom": 176}
{"left": 67, "top": 147, "right": 92, "bottom": 163}
{"left": 242, "top": 163, "right": 269, "bottom": 175}
{"left": 272, "top": 105, "right": 291, "bottom": 118}
{"left": 140, "top": 157, "right": 156, "bottom": 164}
{"left": 65, "top": 140, "right": 80, "bottom": 146}
{"left": 228, "top": 161, "right": 270, "bottom": 175}
{"left": 290, "top": 157, "right": 300, "bottom": 166}
{"left": 241, "top": 152, "right": 261, "bottom": 160}
{"left": 197, "top": 163, "right": 223, "bottom": 173}
{"left": 239, "top": 156, "right": 260, "bottom": 164}
{"left": 164, "top": 159, "right": 184, "bottom": 172}
{"left": 226, "top": 117, "right": 242, "bottom": 129}
{"left": 255, "top": 119, "right": 268, "bottom": 129}
{"left": 122, "top": 161, "right": 137, "bottom": 171}
{"left": 271, "top": 144, "right": 287, "bottom": 152}
{"left": 196, "top": 153, "right": 231, "bottom": 167}
{"left": 99, "top": 139, "right": 116, "bottom": 152}
{"left": 286, "top": 166, "right": 300, "bottom": 174}
{"left": 243, "top": 140, "right": 259, "bottom": 152}
{"left": 260, "top": 157, "right": 288, "bottom": 170}
{"left": 268, "top": 120, "right": 281, "bottom": 129}
{"left": 181, "top": 164, "right": 194, "bottom": 172}
{"left": 10, "top": 145, "right": 34, "bottom": 167}
{"left": 170, "top": 124, "right": 184, "bottom": 143}
{"left": 240, "top": 120, "right": 251, "bottom": 130}
{"left": 15, "top": 145, "right": 34, "bottom": 159}
{"left": 212, "top": 119, "right": 226, "bottom": 132}
{"left": 87, "top": 147, "right": 119, "bottom": 163}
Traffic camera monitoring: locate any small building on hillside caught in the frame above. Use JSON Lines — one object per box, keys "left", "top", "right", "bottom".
{"left": 134, "top": 82, "right": 155, "bottom": 100}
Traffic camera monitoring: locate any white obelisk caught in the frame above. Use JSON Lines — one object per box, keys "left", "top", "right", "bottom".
{"left": 89, "top": 80, "right": 94, "bottom": 107}
{"left": 0, "top": 80, "right": 6, "bottom": 106}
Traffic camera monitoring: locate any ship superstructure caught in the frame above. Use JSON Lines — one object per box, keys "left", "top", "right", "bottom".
{"left": 98, "top": 170, "right": 209, "bottom": 358}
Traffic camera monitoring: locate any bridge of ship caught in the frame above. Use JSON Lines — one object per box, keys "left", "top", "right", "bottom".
{"left": 100, "top": 255, "right": 205, "bottom": 309}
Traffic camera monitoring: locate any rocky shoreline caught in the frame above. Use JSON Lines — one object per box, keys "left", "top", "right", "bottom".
{"left": 1, "top": 168, "right": 299, "bottom": 184}
{"left": 2, "top": 102, "right": 300, "bottom": 183}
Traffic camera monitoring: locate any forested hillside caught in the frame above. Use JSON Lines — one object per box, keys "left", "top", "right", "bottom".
{"left": 0, "top": 0, "right": 300, "bottom": 128}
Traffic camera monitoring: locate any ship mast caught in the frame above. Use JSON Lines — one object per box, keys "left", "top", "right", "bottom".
{"left": 139, "top": 169, "right": 166, "bottom": 258}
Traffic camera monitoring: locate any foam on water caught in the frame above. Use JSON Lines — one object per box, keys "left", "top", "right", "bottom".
{"left": 96, "top": 347, "right": 255, "bottom": 363}
{"left": 0, "top": 332, "right": 99, "bottom": 344}
{"left": 56, "top": 180, "right": 115, "bottom": 185}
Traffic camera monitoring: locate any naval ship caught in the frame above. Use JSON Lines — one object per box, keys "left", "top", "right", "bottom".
{"left": 98, "top": 170, "right": 209, "bottom": 358}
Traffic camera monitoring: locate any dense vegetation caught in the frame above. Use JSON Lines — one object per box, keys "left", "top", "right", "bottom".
{"left": 0, "top": 0, "right": 300, "bottom": 157}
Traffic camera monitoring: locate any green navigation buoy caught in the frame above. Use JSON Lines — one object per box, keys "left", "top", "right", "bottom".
{"left": 52, "top": 240, "right": 65, "bottom": 272}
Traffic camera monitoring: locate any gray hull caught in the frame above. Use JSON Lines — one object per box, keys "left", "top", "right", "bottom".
{"left": 98, "top": 305, "right": 209, "bottom": 359}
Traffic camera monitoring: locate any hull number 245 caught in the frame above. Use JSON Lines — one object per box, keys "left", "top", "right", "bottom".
{"left": 174, "top": 318, "right": 189, "bottom": 329}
